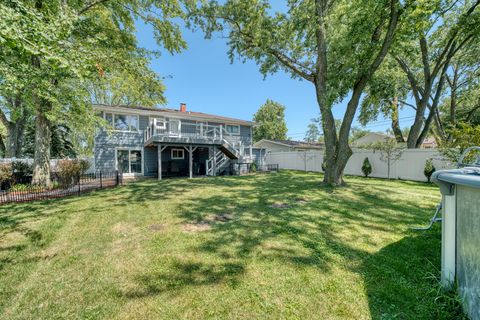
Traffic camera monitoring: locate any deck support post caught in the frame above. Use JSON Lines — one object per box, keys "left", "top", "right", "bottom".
{"left": 184, "top": 146, "right": 197, "bottom": 179}
{"left": 158, "top": 145, "right": 167, "bottom": 180}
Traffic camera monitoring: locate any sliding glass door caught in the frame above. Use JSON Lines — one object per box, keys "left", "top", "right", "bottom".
{"left": 117, "top": 149, "right": 142, "bottom": 174}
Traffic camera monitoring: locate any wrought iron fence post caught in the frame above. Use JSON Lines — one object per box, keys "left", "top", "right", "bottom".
{"left": 78, "top": 174, "right": 81, "bottom": 195}
{"left": 115, "top": 170, "right": 119, "bottom": 186}
{"left": 99, "top": 171, "right": 103, "bottom": 189}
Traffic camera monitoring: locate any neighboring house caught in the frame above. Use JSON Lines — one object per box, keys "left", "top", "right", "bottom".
{"left": 254, "top": 139, "right": 324, "bottom": 153}
{"left": 421, "top": 137, "right": 438, "bottom": 149}
{"left": 94, "top": 103, "right": 256, "bottom": 179}
{"left": 353, "top": 132, "right": 392, "bottom": 146}
{"left": 353, "top": 132, "right": 438, "bottom": 149}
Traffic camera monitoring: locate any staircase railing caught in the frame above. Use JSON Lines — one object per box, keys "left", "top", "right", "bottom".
{"left": 206, "top": 150, "right": 230, "bottom": 176}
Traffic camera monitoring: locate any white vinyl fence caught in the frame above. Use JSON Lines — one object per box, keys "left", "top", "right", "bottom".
{"left": 265, "top": 149, "right": 453, "bottom": 182}
{"left": 0, "top": 158, "right": 95, "bottom": 174}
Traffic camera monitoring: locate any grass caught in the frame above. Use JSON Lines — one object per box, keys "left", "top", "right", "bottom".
{"left": 0, "top": 171, "right": 465, "bottom": 319}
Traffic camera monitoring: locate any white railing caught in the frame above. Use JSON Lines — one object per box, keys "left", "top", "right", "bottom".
{"left": 144, "top": 119, "right": 252, "bottom": 176}
{"left": 144, "top": 119, "right": 224, "bottom": 143}
{"left": 206, "top": 150, "right": 229, "bottom": 176}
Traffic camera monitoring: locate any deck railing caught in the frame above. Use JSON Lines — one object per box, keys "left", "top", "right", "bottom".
{"left": 144, "top": 119, "right": 246, "bottom": 152}
{"left": 144, "top": 119, "right": 225, "bottom": 143}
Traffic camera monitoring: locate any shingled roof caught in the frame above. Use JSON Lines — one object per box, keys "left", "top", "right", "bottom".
{"left": 93, "top": 104, "right": 254, "bottom": 126}
{"left": 255, "top": 139, "right": 324, "bottom": 149}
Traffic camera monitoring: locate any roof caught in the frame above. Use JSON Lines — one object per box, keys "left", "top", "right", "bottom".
{"left": 93, "top": 104, "right": 254, "bottom": 126}
{"left": 254, "top": 139, "right": 325, "bottom": 149}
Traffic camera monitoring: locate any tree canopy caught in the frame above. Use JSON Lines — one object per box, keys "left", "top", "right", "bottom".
{"left": 192, "top": 0, "right": 403, "bottom": 185}
{"left": 253, "top": 99, "right": 288, "bottom": 142}
{"left": 0, "top": 0, "right": 190, "bottom": 185}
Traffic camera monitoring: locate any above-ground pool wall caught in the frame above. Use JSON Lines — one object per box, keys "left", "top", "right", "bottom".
{"left": 456, "top": 185, "right": 480, "bottom": 320}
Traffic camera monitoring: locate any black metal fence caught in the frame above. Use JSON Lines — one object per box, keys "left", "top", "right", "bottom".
{"left": 230, "top": 163, "right": 279, "bottom": 175}
{"left": 0, "top": 171, "right": 122, "bottom": 205}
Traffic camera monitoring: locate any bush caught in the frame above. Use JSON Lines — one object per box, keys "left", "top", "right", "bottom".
{"left": 250, "top": 162, "right": 257, "bottom": 172}
{"left": 424, "top": 159, "right": 436, "bottom": 183}
{"left": 55, "top": 159, "right": 90, "bottom": 187}
{"left": 0, "top": 163, "right": 13, "bottom": 184}
{"left": 11, "top": 161, "right": 33, "bottom": 182}
{"left": 321, "top": 160, "right": 326, "bottom": 172}
{"left": 362, "top": 157, "right": 372, "bottom": 178}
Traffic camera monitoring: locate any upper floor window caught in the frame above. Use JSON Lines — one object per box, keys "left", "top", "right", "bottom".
{"left": 226, "top": 124, "right": 240, "bottom": 135}
{"left": 151, "top": 117, "right": 166, "bottom": 130}
{"left": 105, "top": 113, "right": 139, "bottom": 132}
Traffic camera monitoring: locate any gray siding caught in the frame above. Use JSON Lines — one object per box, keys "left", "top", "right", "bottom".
{"left": 139, "top": 115, "right": 149, "bottom": 130}
{"left": 94, "top": 129, "right": 144, "bottom": 173}
{"left": 252, "top": 148, "right": 266, "bottom": 165}
{"left": 94, "top": 110, "right": 253, "bottom": 175}
{"left": 144, "top": 146, "right": 158, "bottom": 177}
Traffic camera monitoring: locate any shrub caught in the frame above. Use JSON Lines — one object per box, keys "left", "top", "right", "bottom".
{"left": 321, "top": 160, "right": 326, "bottom": 172}
{"left": 0, "top": 163, "right": 13, "bottom": 184}
{"left": 55, "top": 159, "right": 90, "bottom": 187}
{"left": 11, "top": 161, "right": 33, "bottom": 182}
{"left": 362, "top": 157, "right": 372, "bottom": 177}
{"left": 10, "top": 184, "right": 44, "bottom": 192}
{"left": 424, "top": 159, "right": 436, "bottom": 183}
{"left": 250, "top": 162, "right": 257, "bottom": 172}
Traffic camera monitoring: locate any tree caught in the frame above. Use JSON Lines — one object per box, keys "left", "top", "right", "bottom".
{"left": 252, "top": 99, "right": 288, "bottom": 142}
{"left": 393, "top": 0, "right": 480, "bottom": 148}
{"left": 424, "top": 159, "right": 436, "bottom": 183}
{"left": 193, "top": 0, "right": 402, "bottom": 185}
{"left": 0, "top": 0, "right": 189, "bottom": 186}
{"left": 368, "top": 138, "right": 404, "bottom": 179}
{"left": 305, "top": 123, "right": 321, "bottom": 143}
{"left": 362, "top": 157, "right": 373, "bottom": 177}
{"left": 439, "top": 122, "right": 480, "bottom": 163}
{"left": 360, "top": 1, "right": 480, "bottom": 148}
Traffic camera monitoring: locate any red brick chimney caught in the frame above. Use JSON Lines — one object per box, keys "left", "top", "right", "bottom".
{"left": 180, "top": 103, "right": 187, "bottom": 113}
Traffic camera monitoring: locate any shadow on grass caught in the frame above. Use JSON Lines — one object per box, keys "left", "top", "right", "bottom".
{"left": 111, "top": 171, "right": 457, "bottom": 318}
{"left": 1, "top": 171, "right": 457, "bottom": 318}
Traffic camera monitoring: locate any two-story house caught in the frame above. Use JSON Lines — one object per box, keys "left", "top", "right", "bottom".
{"left": 93, "top": 103, "right": 255, "bottom": 179}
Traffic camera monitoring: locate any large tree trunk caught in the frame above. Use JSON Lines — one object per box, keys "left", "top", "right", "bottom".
{"left": 391, "top": 97, "right": 404, "bottom": 143}
{"left": 314, "top": 0, "right": 399, "bottom": 186}
{"left": 32, "top": 107, "right": 52, "bottom": 187}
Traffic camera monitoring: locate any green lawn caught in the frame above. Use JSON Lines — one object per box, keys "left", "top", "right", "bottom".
{"left": 0, "top": 171, "right": 465, "bottom": 319}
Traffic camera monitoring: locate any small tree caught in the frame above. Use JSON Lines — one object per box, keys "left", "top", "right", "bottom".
{"left": 362, "top": 157, "right": 372, "bottom": 178}
{"left": 369, "top": 138, "right": 404, "bottom": 179}
{"left": 424, "top": 159, "right": 436, "bottom": 183}
{"left": 252, "top": 100, "right": 288, "bottom": 142}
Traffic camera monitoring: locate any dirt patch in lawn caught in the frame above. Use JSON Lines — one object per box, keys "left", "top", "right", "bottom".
{"left": 204, "top": 213, "right": 234, "bottom": 223}
{"left": 293, "top": 197, "right": 309, "bottom": 205}
{"left": 182, "top": 222, "right": 211, "bottom": 233}
{"left": 269, "top": 202, "right": 292, "bottom": 209}
{"left": 148, "top": 224, "right": 165, "bottom": 232}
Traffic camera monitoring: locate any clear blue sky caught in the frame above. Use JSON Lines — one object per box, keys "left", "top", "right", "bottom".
{"left": 136, "top": 22, "right": 416, "bottom": 140}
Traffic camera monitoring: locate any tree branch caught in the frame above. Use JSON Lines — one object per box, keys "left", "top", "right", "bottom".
{"left": 79, "top": 0, "right": 110, "bottom": 14}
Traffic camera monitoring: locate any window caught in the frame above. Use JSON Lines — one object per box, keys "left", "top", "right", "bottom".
{"left": 117, "top": 149, "right": 142, "bottom": 174}
{"left": 171, "top": 148, "right": 184, "bottom": 160}
{"left": 226, "top": 124, "right": 240, "bottom": 135}
{"left": 105, "top": 113, "right": 138, "bottom": 132}
{"left": 151, "top": 117, "right": 165, "bottom": 129}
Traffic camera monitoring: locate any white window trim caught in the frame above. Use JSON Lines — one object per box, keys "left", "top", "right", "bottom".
{"left": 150, "top": 116, "right": 166, "bottom": 130}
{"left": 104, "top": 112, "right": 140, "bottom": 133}
{"left": 115, "top": 148, "right": 144, "bottom": 175}
{"left": 171, "top": 148, "right": 185, "bottom": 160}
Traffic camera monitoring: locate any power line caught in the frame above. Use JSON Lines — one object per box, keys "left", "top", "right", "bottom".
{"left": 288, "top": 115, "right": 416, "bottom": 137}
